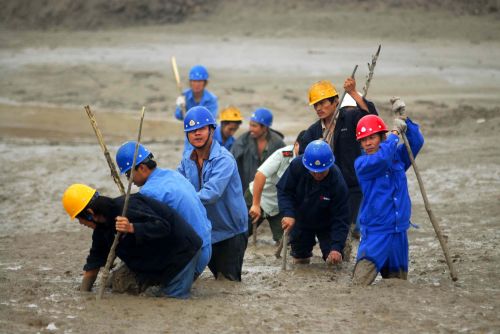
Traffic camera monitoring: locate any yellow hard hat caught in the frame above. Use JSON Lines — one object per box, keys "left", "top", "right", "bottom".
{"left": 62, "top": 184, "right": 97, "bottom": 219}
{"left": 219, "top": 106, "right": 243, "bottom": 122}
{"left": 308, "top": 80, "right": 338, "bottom": 105}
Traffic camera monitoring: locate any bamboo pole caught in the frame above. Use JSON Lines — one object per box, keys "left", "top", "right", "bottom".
{"left": 171, "top": 56, "right": 186, "bottom": 118}
{"left": 97, "top": 106, "right": 146, "bottom": 300}
{"left": 84, "top": 105, "right": 125, "bottom": 195}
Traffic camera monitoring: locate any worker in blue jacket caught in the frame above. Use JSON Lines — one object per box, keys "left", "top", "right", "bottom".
{"left": 277, "top": 140, "right": 350, "bottom": 264}
{"left": 175, "top": 64, "right": 218, "bottom": 121}
{"left": 115, "top": 141, "right": 212, "bottom": 279}
{"left": 352, "top": 109, "right": 424, "bottom": 285}
{"left": 177, "top": 106, "right": 248, "bottom": 281}
{"left": 61, "top": 184, "right": 202, "bottom": 299}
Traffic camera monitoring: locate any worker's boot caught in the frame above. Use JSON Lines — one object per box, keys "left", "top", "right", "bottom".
{"left": 292, "top": 257, "right": 311, "bottom": 264}
{"left": 352, "top": 259, "right": 378, "bottom": 286}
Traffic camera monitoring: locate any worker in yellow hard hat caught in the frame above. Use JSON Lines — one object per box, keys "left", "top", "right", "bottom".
{"left": 61, "top": 183, "right": 202, "bottom": 298}
{"left": 299, "top": 77, "right": 379, "bottom": 259}
{"left": 213, "top": 105, "right": 244, "bottom": 150}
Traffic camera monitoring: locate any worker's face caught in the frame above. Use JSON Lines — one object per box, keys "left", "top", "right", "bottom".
{"left": 309, "top": 169, "right": 329, "bottom": 181}
{"left": 187, "top": 125, "right": 212, "bottom": 148}
{"left": 190, "top": 80, "right": 206, "bottom": 94}
{"left": 76, "top": 209, "right": 103, "bottom": 229}
{"left": 313, "top": 98, "right": 337, "bottom": 120}
{"left": 126, "top": 164, "right": 148, "bottom": 187}
{"left": 360, "top": 133, "right": 383, "bottom": 155}
{"left": 221, "top": 122, "right": 240, "bottom": 139}
{"left": 293, "top": 141, "right": 300, "bottom": 156}
{"left": 249, "top": 121, "right": 267, "bottom": 139}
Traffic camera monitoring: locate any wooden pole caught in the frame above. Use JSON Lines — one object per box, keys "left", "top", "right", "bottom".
{"left": 84, "top": 105, "right": 125, "bottom": 195}
{"left": 281, "top": 231, "right": 288, "bottom": 270}
{"left": 362, "top": 45, "right": 381, "bottom": 98}
{"left": 97, "top": 106, "right": 146, "bottom": 300}
{"left": 171, "top": 56, "right": 186, "bottom": 118}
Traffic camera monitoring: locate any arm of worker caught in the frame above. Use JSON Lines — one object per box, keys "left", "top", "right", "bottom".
{"left": 123, "top": 201, "right": 173, "bottom": 245}
{"left": 327, "top": 169, "right": 351, "bottom": 259}
{"left": 81, "top": 227, "right": 113, "bottom": 291}
{"left": 397, "top": 118, "right": 425, "bottom": 171}
{"left": 198, "top": 156, "right": 235, "bottom": 204}
{"left": 249, "top": 172, "right": 266, "bottom": 223}
{"left": 354, "top": 134, "right": 399, "bottom": 180}
{"left": 344, "top": 77, "right": 370, "bottom": 112}
{"left": 276, "top": 161, "right": 299, "bottom": 223}
{"left": 81, "top": 268, "right": 99, "bottom": 292}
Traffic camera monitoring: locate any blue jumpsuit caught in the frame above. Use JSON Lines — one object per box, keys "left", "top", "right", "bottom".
{"left": 354, "top": 118, "right": 424, "bottom": 276}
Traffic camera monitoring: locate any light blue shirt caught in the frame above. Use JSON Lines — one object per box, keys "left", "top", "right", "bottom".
{"left": 177, "top": 139, "right": 248, "bottom": 243}
{"left": 175, "top": 88, "right": 218, "bottom": 121}
{"left": 213, "top": 125, "right": 235, "bottom": 151}
{"left": 139, "top": 168, "right": 211, "bottom": 248}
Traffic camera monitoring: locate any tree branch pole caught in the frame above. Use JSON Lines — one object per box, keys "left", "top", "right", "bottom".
{"left": 281, "top": 231, "right": 289, "bottom": 270}
{"left": 322, "top": 65, "right": 358, "bottom": 141}
{"left": 97, "top": 106, "right": 147, "bottom": 300}
{"left": 252, "top": 222, "right": 257, "bottom": 246}
{"left": 171, "top": 56, "right": 186, "bottom": 119}
{"left": 394, "top": 107, "right": 458, "bottom": 281}
{"left": 362, "top": 44, "right": 381, "bottom": 98}
{"left": 84, "top": 105, "right": 125, "bottom": 195}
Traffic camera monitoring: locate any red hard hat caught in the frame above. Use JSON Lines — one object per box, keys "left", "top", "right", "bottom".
{"left": 356, "top": 115, "right": 388, "bottom": 140}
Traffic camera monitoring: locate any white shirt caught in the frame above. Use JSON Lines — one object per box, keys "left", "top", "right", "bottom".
{"left": 249, "top": 145, "right": 296, "bottom": 216}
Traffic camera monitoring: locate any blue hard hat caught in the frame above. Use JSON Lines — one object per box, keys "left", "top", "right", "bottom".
{"left": 115, "top": 141, "right": 151, "bottom": 174}
{"left": 250, "top": 108, "right": 273, "bottom": 127}
{"left": 184, "top": 106, "right": 217, "bottom": 132}
{"left": 302, "top": 140, "right": 335, "bottom": 173}
{"left": 189, "top": 65, "right": 209, "bottom": 81}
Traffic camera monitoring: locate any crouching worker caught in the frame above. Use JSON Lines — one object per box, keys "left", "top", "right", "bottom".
{"left": 352, "top": 113, "right": 424, "bottom": 285}
{"left": 277, "top": 140, "right": 350, "bottom": 265}
{"left": 61, "top": 184, "right": 202, "bottom": 299}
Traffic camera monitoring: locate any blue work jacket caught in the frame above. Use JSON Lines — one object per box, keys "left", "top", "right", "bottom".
{"left": 213, "top": 125, "right": 235, "bottom": 151}
{"left": 175, "top": 88, "right": 218, "bottom": 121}
{"left": 277, "top": 158, "right": 350, "bottom": 253}
{"left": 354, "top": 118, "right": 424, "bottom": 234}
{"left": 139, "top": 168, "right": 212, "bottom": 248}
{"left": 177, "top": 139, "right": 248, "bottom": 243}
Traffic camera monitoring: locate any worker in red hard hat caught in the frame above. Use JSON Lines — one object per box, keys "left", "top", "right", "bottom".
{"left": 352, "top": 103, "right": 424, "bottom": 286}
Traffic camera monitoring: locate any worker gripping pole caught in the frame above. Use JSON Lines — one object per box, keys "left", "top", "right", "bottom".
{"left": 84, "top": 105, "right": 125, "bottom": 195}
{"left": 97, "top": 106, "right": 147, "bottom": 300}
{"left": 171, "top": 56, "right": 186, "bottom": 119}
{"left": 362, "top": 45, "right": 381, "bottom": 98}
{"left": 322, "top": 65, "right": 358, "bottom": 142}
{"left": 391, "top": 99, "right": 458, "bottom": 281}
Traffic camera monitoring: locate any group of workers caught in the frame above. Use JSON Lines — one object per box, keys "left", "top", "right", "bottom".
{"left": 61, "top": 64, "right": 424, "bottom": 298}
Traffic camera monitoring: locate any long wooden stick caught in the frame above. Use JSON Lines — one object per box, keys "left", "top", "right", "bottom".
{"left": 84, "top": 105, "right": 125, "bottom": 195}
{"left": 323, "top": 65, "right": 358, "bottom": 141}
{"left": 362, "top": 45, "right": 381, "bottom": 98}
{"left": 393, "top": 106, "right": 458, "bottom": 281}
{"left": 171, "top": 56, "right": 186, "bottom": 119}
{"left": 281, "top": 231, "right": 288, "bottom": 270}
{"left": 252, "top": 223, "right": 257, "bottom": 246}
{"left": 97, "top": 106, "right": 146, "bottom": 300}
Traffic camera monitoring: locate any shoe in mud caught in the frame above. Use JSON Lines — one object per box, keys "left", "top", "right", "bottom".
{"left": 292, "top": 257, "right": 311, "bottom": 264}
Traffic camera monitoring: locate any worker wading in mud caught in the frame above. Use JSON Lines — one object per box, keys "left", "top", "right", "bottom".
{"left": 277, "top": 140, "right": 350, "bottom": 265}
{"left": 352, "top": 107, "right": 424, "bottom": 285}
{"left": 61, "top": 184, "right": 201, "bottom": 298}
{"left": 300, "top": 79, "right": 378, "bottom": 244}
{"left": 115, "top": 141, "right": 212, "bottom": 278}
{"left": 247, "top": 130, "right": 306, "bottom": 245}
{"left": 178, "top": 106, "right": 248, "bottom": 281}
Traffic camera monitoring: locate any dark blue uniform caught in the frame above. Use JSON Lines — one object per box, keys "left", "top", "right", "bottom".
{"left": 277, "top": 157, "right": 350, "bottom": 259}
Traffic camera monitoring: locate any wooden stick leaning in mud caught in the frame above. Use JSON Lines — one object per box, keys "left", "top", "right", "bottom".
{"left": 252, "top": 222, "right": 257, "bottom": 246}
{"left": 392, "top": 102, "right": 458, "bottom": 282}
{"left": 281, "top": 231, "right": 288, "bottom": 270}
{"left": 362, "top": 44, "right": 381, "bottom": 98}
{"left": 322, "top": 65, "right": 358, "bottom": 142}
{"left": 84, "top": 105, "right": 126, "bottom": 196}
{"left": 171, "top": 56, "right": 186, "bottom": 119}
{"left": 97, "top": 106, "right": 147, "bottom": 300}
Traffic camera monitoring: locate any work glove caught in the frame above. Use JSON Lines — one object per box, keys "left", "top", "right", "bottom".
{"left": 176, "top": 95, "right": 186, "bottom": 107}
{"left": 390, "top": 96, "right": 407, "bottom": 120}
{"left": 392, "top": 118, "right": 407, "bottom": 134}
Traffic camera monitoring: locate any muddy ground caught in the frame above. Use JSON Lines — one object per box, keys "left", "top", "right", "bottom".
{"left": 0, "top": 2, "right": 499, "bottom": 333}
